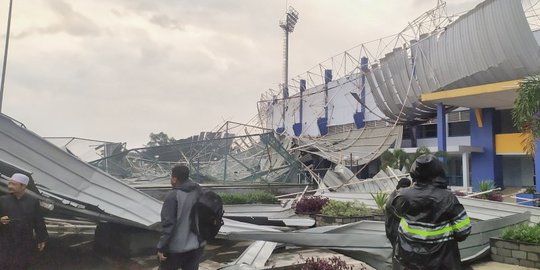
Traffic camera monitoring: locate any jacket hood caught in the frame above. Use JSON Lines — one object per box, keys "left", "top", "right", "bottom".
{"left": 174, "top": 180, "right": 200, "bottom": 192}
{"left": 410, "top": 154, "right": 445, "bottom": 183}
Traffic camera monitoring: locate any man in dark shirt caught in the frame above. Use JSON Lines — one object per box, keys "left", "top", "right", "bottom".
{"left": 0, "top": 173, "right": 48, "bottom": 270}
{"left": 157, "top": 165, "right": 204, "bottom": 270}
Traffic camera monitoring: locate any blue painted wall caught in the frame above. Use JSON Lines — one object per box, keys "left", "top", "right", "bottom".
{"left": 437, "top": 103, "right": 447, "bottom": 153}
{"left": 470, "top": 108, "right": 503, "bottom": 191}
{"left": 318, "top": 70, "right": 332, "bottom": 136}
{"left": 354, "top": 57, "right": 368, "bottom": 129}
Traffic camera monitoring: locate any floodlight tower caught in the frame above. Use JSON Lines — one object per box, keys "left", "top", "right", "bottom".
{"left": 278, "top": 6, "right": 299, "bottom": 133}
{"left": 0, "top": 0, "right": 14, "bottom": 112}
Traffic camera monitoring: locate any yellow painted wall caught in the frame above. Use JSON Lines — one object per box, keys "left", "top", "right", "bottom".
{"left": 495, "top": 133, "right": 528, "bottom": 154}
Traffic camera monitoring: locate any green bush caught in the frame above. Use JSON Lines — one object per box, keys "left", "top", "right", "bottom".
{"left": 478, "top": 180, "right": 496, "bottom": 199}
{"left": 479, "top": 180, "right": 495, "bottom": 192}
{"left": 525, "top": 186, "right": 537, "bottom": 194}
{"left": 502, "top": 223, "right": 540, "bottom": 244}
{"left": 218, "top": 191, "right": 278, "bottom": 205}
{"left": 371, "top": 192, "right": 389, "bottom": 212}
{"left": 320, "top": 200, "right": 371, "bottom": 217}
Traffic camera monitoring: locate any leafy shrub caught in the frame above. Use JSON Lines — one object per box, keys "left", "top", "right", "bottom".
{"left": 320, "top": 200, "right": 371, "bottom": 217}
{"left": 525, "top": 186, "right": 537, "bottom": 194}
{"left": 502, "top": 223, "right": 540, "bottom": 244}
{"left": 479, "top": 180, "right": 495, "bottom": 192}
{"left": 294, "top": 196, "right": 329, "bottom": 215}
{"left": 371, "top": 192, "right": 389, "bottom": 212}
{"left": 218, "top": 191, "right": 278, "bottom": 204}
{"left": 301, "top": 256, "right": 357, "bottom": 270}
{"left": 477, "top": 180, "right": 496, "bottom": 199}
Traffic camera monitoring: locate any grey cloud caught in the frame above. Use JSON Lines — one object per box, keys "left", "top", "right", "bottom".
{"left": 15, "top": 0, "right": 101, "bottom": 39}
{"left": 149, "top": 14, "right": 185, "bottom": 31}
{"left": 7, "top": 0, "right": 470, "bottom": 148}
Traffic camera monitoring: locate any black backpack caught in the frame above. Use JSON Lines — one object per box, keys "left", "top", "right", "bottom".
{"left": 191, "top": 189, "right": 224, "bottom": 241}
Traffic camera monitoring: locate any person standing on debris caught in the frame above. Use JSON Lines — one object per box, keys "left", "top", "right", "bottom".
{"left": 0, "top": 173, "right": 48, "bottom": 270}
{"left": 385, "top": 177, "right": 411, "bottom": 270}
{"left": 391, "top": 154, "right": 472, "bottom": 270}
{"left": 157, "top": 165, "right": 204, "bottom": 270}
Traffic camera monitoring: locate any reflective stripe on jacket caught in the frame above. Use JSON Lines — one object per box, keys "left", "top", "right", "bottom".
{"left": 399, "top": 210, "right": 471, "bottom": 243}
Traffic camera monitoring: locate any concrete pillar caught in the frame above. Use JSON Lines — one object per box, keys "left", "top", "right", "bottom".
{"left": 317, "top": 69, "right": 332, "bottom": 136}
{"left": 436, "top": 103, "right": 447, "bottom": 153}
{"left": 354, "top": 57, "right": 368, "bottom": 129}
{"left": 462, "top": 152, "right": 469, "bottom": 191}
{"left": 534, "top": 140, "right": 540, "bottom": 193}
{"left": 293, "top": 80, "right": 306, "bottom": 136}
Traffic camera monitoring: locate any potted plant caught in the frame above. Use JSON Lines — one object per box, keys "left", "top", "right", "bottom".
{"left": 516, "top": 186, "right": 540, "bottom": 207}
{"left": 490, "top": 223, "right": 540, "bottom": 268}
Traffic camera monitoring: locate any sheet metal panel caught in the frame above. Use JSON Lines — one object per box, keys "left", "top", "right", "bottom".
{"left": 425, "top": 0, "right": 540, "bottom": 90}
{"left": 302, "top": 85, "right": 326, "bottom": 137}
{"left": 366, "top": 65, "right": 400, "bottom": 121}
{"left": 363, "top": 82, "right": 386, "bottom": 122}
{"left": 0, "top": 114, "right": 162, "bottom": 227}
{"left": 328, "top": 75, "right": 361, "bottom": 127}
{"left": 226, "top": 213, "right": 530, "bottom": 269}
{"left": 298, "top": 126, "right": 403, "bottom": 166}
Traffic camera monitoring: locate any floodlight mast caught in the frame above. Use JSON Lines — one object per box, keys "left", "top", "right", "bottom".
{"left": 0, "top": 0, "right": 14, "bottom": 113}
{"left": 278, "top": 6, "right": 299, "bottom": 133}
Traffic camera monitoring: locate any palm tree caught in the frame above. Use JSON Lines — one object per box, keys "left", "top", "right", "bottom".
{"left": 512, "top": 76, "right": 540, "bottom": 155}
{"left": 380, "top": 149, "right": 409, "bottom": 171}
{"left": 381, "top": 146, "right": 448, "bottom": 172}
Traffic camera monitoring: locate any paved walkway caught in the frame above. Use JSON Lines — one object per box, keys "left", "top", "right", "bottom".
{"left": 29, "top": 234, "right": 537, "bottom": 270}
{"left": 469, "top": 261, "right": 536, "bottom": 270}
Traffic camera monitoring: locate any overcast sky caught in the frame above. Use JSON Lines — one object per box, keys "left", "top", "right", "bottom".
{"left": 0, "top": 0, "right": 480, "bottom": 148}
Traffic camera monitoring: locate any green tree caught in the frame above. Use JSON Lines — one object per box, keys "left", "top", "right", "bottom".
{"left": 410, "top": 146, "right": 447, "bottom": 162}
{"left": 512, "top": 76, "right": 540, "bottom": 155}
{"left": 380, "top": 149, "right": 409, "bottom": 171}
{"left": 380, "top": 146, "right": 447, "bottom": 172}
{"left": 146, "top": 132, "right": 176, "bottom": 147}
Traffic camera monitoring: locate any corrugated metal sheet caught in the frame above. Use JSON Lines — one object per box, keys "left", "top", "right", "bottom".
{"left": 0, "top": 114, "right": 162, "bottom": 227}
{"left": 366, "top": 0, "right": 540, "bottom": 122}
{"left": 226, "top": 213, "right": 530, "bottom": 270}
{"left": 297, "top": 126, "right": 403, "bottom": 166}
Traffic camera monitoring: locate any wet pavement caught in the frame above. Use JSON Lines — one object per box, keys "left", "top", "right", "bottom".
{"left": 28, "top": 233, "right": 534, "bottom": 270}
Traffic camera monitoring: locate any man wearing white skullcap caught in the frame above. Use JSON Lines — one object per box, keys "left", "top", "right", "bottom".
{"left": 0, "top": 173, "right": 48, "bottom": 269}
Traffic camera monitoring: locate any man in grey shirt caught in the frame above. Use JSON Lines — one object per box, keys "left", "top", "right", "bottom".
{"left": 157, "top": 165, "right": 204, "bottom": 270}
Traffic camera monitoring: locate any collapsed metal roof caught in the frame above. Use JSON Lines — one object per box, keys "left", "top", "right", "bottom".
{"left": 0, "top": 114, "right": 163, "bottom": 227}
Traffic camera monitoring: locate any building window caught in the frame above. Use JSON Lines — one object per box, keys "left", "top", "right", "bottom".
{"left": 448, "top": 121, "right": 470, "bottom": 137}
{"left": 417, "top": 124, "right": 437, "bottom": 138}
{"left": 499, "top": 109, "right": 519, "bottom": 134}
{"left": 402, "top": 126, "right": 412, "bottom": 139}
{"left": 446, "top": 156, "right": 463, "bottom": 187}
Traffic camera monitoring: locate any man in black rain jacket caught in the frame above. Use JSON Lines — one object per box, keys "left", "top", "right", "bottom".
{"left": 390, "top": 154, "right": 471, "bottom": 270}
{"left": 385, "top": 177, "right": 411, "bottom": 270}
